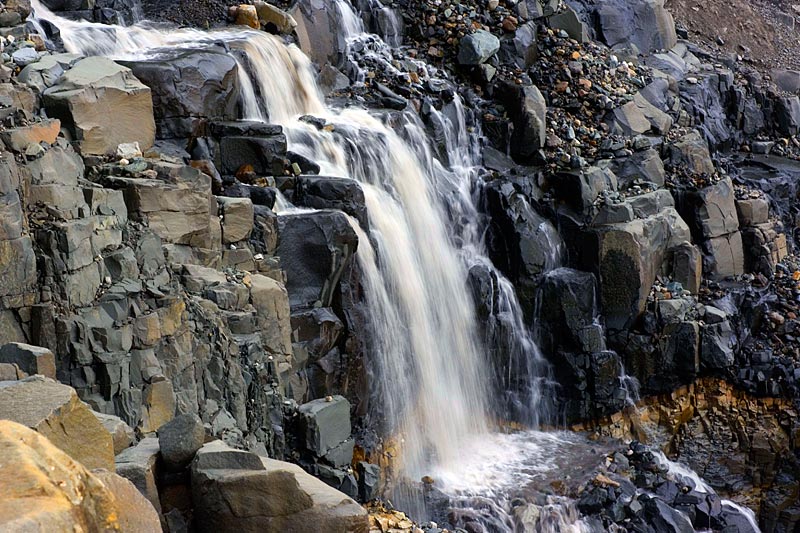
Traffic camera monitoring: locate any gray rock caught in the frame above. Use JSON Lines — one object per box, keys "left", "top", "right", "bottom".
{"left": 773, "top": 69, "right": 800, "bottom": 94}
{"left": 158, "top": 413, "right": 205, "bottom": 470}
{"left": 218, "top": 196, "right": 254, "bottom": 244}
{"left": 458, "top": 30, "right": 500, "bottom": 65}
{"left": 668, "top": 130, "right": 715, "bottom": 175}
{"left": 610, "top": 148, "right": 665, "bottom": 187}
{"left": 707, "top": 231, "right": 744, "bottom": 279}
{"left": 11, "top": 47, "right": 38, "bottom": 67}
{"left": 93, "top": 411, "right": 135, "bottom": 455}
{"left": 736, "top": 198, "right": 769, "bottom": 226}
{"left": 277, "top": 210, "right": 358, "bottom": 310}
{"left": 294, "top": 176, "right": 368, "bottom": 229}
{"left": 191, "top": 440, "right": 368, "bottom": 532}
{"left": 701, "top": 320, "right": 736, "bottom": 370}
{"left": 548, "top": 6, "right": 587, "bottom": 42}
{"left": 596, "top": 208, "right": 690, "bottom": 330}
{"left": 775, "top": 95, "right": 800, "bottom": 137}
{"left": 669, "top": 243, "right": 702, "bottom": 294}
{"left": 298, "top": 395, "right": 350, "bottom": 456}
{"left": 552, "top": 166, "right": 618, "bottom": 215}
{"left": 357, "top": 462, "right": 380, "bottom": 502}
{"left": 116, "top": 437, "right": 162, "bottom": 515}
{"left": 697, "top": 177, "right": 739, "bottom": 238}
{"left": 591, "top": 0, "right": 677, "bottom": 54}
{"left": 484, "top": 180, "right": 564, "bottom": 309}
{"left": 538, "top": 268, "right": 599, "bottom": 354}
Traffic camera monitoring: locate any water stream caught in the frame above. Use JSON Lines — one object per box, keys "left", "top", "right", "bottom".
{"left": 29, "top": 1, "right": 761, "bottom": 530}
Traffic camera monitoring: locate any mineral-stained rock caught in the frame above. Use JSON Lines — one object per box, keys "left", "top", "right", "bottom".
{"left": 92, "top": 469, "right": 163, "bottom": 532}
{"left": 254, "top": 0, "right": 297, "bottom": 33}
{"left": 0, "top": 342, "right": 56, "bottom": 379}
{"left": 140, "top": 378, "right": 176, "bottom": 433}
{"left": 0, "top": 420, "right": 131, "bottom": 531}
{"left": 0, "top": 118, "right": 60, "bottom": 152}
{"left": 42, "top": 56, "right": 156, "bottom": 155}
{"left": 158, "top": 413, "right": 205, "bottom": 470}
{"left": 191, "top": 440, "right": 368, "bottom": 532}
{"left": 0, "top": 377, "right": 115, "bottom": 470}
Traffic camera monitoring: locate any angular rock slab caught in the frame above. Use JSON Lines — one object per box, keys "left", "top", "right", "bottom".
{"left": 43, "top": 56, "right": 155, "bottom": 155}
{"left": 0, "top": 377, "right": 115, "bottom": 470}
{"left": 0, "top": 420, "right": 153, "bottom": 531}
{"left": 191, "top": 440, "right": 368, "bottom": 532}
{"left": 0, "top": 342, "right": 56, "bottom": 379}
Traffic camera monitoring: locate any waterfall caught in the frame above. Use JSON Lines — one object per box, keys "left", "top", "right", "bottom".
{"left": 28, "top": 2, "right": 586, "bottom": 529}
{"left": 28, "top": 0, "right": 498, "bottom": 478}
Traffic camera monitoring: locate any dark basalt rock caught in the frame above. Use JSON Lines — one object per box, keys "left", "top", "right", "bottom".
{"left": 121, "top": 47, "right": 239, "bottom": 140}
{"left": 276, "top": 210, "right": 359, "bottom": 311}
{"left": 294, "top": 175, "right": 368, "bottom": 230}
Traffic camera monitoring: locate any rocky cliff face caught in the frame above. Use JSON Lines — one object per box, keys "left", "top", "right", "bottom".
{"left": 0, "top": 0, "right": 798, "bottom": 530}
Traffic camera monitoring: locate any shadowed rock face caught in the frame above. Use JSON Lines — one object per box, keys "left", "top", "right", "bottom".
{"left": 121, "top": 47, "right": 240, "bottom": 140}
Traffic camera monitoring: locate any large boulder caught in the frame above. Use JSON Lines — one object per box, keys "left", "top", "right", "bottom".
{"left": 298, "top": 395, "right": 350, "bottom": 456}
{"left": 276, "top": 210, "right": 358, "bottom": 310}
{"left": 115, "top": 437, "right": 162, "bottom": 515}
{"left": 667, "top": 130, "right": 715, "bottom": 175}
{"left": 191, "top": 440, "right": 369, "bottom": 532}
{"left": 158, "top": 413, "right": 205, "bottom": 470}
{"left": 596, "top": 208, "right": 690, "bottom": 331}
{"left": 0, "top": 420, "right": 160, "bottom": 532}
{"left": 538, "top": 268, "right": 601, "bottom": 354}
{"left": 121, "top": 47, "right": 239, "bottom": 139}
{"left": 42, "top": 57, "right": 155, "bottom": 155}
{"left": 0, "top": 377, "right": 115, "bottom": 470}
{"left": 291, "top": 0, "right": 353, "bottom": 66}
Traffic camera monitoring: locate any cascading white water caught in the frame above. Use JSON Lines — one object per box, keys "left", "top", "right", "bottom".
{"left": 29, "top": 0, "right": 494, "bottom": 479}
{"left": 26, "top": 3, "right": 648, "bottom": 531}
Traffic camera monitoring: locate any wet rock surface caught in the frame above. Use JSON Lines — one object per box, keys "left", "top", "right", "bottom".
{"left": 3, "top": 0, "right": 800, "bottom": 530}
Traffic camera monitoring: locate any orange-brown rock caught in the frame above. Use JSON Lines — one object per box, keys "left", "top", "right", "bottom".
{"left": 0, "top": 377, "right": 115, "bottom": 470}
